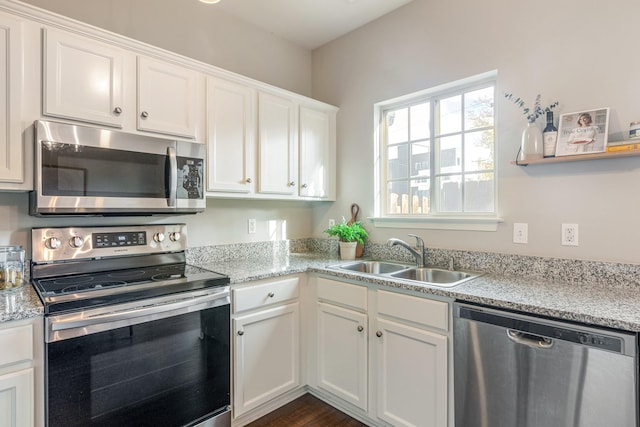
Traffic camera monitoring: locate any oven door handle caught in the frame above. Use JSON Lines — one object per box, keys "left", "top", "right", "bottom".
{"left": 46, "top": 289, "right": 230, "bottom": 342}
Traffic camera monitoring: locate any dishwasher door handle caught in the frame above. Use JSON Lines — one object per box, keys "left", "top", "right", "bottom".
{"left": 507, "top": 329, "right": 554, "bottom": 349}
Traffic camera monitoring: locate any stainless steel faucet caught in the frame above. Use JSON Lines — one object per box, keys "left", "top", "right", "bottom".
{"left": 387, "top": 234, "right": 425, "bottom": 267}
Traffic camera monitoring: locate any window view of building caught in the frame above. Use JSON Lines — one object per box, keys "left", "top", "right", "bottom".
{"left": 380, "top": 79, "right": 495, "bottom": 217}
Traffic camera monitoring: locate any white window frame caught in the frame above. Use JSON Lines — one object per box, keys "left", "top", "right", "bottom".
{"left": 372, "top": 70, "right": 502, "bottom": 231}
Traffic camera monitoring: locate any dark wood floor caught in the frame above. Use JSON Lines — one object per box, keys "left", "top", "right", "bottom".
{"left": 246, "top": 394, "right": 369, "bottom": 427}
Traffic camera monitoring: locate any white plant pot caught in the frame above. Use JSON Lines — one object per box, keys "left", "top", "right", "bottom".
{"left": 338, "top": 241, "right": 357, "bottom": 260}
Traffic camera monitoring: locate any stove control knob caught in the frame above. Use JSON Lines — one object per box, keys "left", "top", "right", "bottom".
{"left": 70, "top": 236, "right": 84, "bottom": 248}
{"left": 46, "top": 237, "right": 62, "bottom": 250}
{"left": 153, "top": 232, "right": 166, "bottom": 243}
{"left": 169, "top": 232, "right": 181, "bottom": 242}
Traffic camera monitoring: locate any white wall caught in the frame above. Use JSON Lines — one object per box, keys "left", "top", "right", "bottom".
{"left": 311, "top": 0, "right": 640, "bottom": 264}
{"left": 5, "top": 0, "right": 640, "bottom": 265}
{"left": 20, "top": 0, "right": 312, "bottom": 96}
{"left": 0, "top": 193, "right": 316, "bottom": 253}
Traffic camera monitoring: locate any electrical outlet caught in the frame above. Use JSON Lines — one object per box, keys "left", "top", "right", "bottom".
{"left": 328, "top": 219, "right": 335, "bottom": 227}
{"left": 561, "top": 223, "right": 579, "bottom": 246}
{"left": 513, "top": 223, "right": 528, "bottom": 244}
{"left": 248, "top": 218, "right": 256, "bottom": 234}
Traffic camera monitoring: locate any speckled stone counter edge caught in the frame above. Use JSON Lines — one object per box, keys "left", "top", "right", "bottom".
{"left": 187, "top": 238, "right": 640, "bottom": 287}
{"left": 3, "top": 238, "right": 638, "bottom": 325}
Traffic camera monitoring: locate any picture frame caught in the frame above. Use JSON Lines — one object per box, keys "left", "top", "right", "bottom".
{"left": 555, "top": 108, "right": 610, "bottom": 157}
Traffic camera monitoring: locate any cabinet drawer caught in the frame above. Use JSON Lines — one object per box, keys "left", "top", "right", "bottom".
{"left": 377, "top": 290, "right": 448, "bottom": 331}
{"left": 317, "top": 278, "right": 367, "bottom": 311}
{"left": 0, "top": 323, "right": 33, "bottom": 368}
{"left": 233, "top": 276, "right": 299, "bottom": 313}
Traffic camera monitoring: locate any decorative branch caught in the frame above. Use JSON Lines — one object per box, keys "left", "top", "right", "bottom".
{"left": 504, "top": 92, "right": 559, "bottom": 123}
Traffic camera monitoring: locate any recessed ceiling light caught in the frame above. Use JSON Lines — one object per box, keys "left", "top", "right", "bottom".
{"left": 200, "top": 0, "right": 221, "bottom": 4}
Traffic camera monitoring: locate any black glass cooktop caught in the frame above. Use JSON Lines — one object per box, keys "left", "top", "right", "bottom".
{"left": 33, "top": 263, "right": 229, "bottom": 315}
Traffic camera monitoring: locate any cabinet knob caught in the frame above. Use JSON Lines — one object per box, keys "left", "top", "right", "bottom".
{"left": 268, "top": 292, "right": 275, "bottom": 298}
{"left": 141, "top": 111, "right": 149, "bottom": 118}
{"left": 376, "top": 331, "right": 383, "bottom": 337}
{"left": 301, "top": 183, "right": 308, "bottom": 188}
{"left": 237, "top": 330, "right": 244, "bottom": 336}
{"left": 246, "top": 178, "right": 252, "bottom": 183}
{"left": 113, "top": 107, "right": 122, "bottom": 115}
{"left": 357, "top": 325, "right": 364, "bottom": 332}
{"left": 288, "top": 181, "right": 295, "bottom": 187}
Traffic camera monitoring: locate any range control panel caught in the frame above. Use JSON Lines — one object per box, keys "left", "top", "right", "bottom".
{"left": 94, "top": 231, "right": 147, "bottom": 248}
{"left": 31, "top": 224, "right": 187, "bottom": 263}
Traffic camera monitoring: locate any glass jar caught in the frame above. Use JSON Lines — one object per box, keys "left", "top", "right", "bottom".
{"left": 0, "top": 246, "right": 25, "bottom": 291}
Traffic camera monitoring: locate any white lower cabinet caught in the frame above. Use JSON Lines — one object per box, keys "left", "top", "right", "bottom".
{"left": 0, "top": 367, "right": 33, "bottom": 427}
{"left": 375, "top": 318, "right": 448, "bottom": 427}
{"left": 232, "top": 276, "right": 302, "bottom": 422}
{"left": 0, "top": 317, "right": 44, "bottom": 427}
{"left": 316, "top": 301, "right": 368, "bottom": 410}
{"left": 313, "top": 277, "right": 450, "bottom": 427}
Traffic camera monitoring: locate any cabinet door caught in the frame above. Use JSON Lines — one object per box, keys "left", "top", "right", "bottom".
{"left": 0, "top": 368, "right": 34, "bottom": 427}
{"left": 206, "top": 76, "right": 255, "bottom": 193}
{"left": 317, "top": 302, "right": 368, "bottom": 410}
{"left": 299, "top": 106, "right": 333, "bottom": 199}
{"left": 375, "top": 318, "right": 447, "bottom": 427}
{"left": 0, "top": 13, "right": 23, "bottom": 184}
{"left": 257, "top": 91, "right": 297, "bottom": 195}
{"left": 43, "top": 29, "right": 125, "bottom": 127}
{"left": 137, "top": 56, "right": 198, "bottom": 138}
{"left": 233, "top": 302, "right": 300, "bottom": 416}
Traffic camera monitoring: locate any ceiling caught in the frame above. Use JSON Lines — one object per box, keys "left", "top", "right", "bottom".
{"left": 211, "top": 0, "right": 415, "bottom": 50}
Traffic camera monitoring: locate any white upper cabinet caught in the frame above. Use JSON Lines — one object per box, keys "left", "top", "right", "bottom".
{"left": 206, "top": 80, "right": 337, "bottom": 201}
{"left": 0, "top": 12, "right": 23, "bottom": 185}
{"left": 205, "top": 76, "right": 256, "bottom": 194}
{"left": 258, "top": 91, "right": 298, "bottom": 196}
{"left": 137, "top": 56, "right": 199, "bottom": 139}
{"left": 42, "top": 30, "right": 202, "bottom": 140}
{"left": 299, "top": 105, "right": 336, "bottom": 200}
{"left": 0, "top": 4, "right": 336, "bottom": 196}
{"left": 43, "top": 28, "right": 125, "bottom": 128}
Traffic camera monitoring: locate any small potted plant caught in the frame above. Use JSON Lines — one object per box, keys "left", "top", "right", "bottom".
{"left": 324, "top": 219, "right": 368, "bottom": 260}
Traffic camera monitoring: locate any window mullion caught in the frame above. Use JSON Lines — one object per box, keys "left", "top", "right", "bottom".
{"left": 430, "top": 99, "right": 437, "bottom": 214}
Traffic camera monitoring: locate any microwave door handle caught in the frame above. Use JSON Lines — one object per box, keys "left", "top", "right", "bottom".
{"left": 168, "top": 146, "right": 177, "bottom": 207}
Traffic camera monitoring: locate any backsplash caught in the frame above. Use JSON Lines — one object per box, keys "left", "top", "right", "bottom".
{"left": 187, "top": 239, "right": 640, "bottom": 287}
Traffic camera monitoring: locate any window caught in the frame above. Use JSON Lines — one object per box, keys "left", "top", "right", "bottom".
{"left": 375, "top": 72, "right": 498, "bottom": 229}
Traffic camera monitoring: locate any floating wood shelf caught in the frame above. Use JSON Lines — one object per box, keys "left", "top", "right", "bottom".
{"left": 511, "top": 141, "right": 640, "bottom": 166}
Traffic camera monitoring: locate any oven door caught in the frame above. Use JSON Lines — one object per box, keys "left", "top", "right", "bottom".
{"left": 45, "top": 289, "right": 230, "bottom": 427}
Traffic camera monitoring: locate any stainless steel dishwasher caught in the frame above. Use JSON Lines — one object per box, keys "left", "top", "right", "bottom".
{"left": 454, "top": 303, "right": 637, "bottom": 427}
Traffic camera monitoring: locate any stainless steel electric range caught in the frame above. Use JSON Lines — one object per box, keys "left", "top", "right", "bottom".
{"left": 31, "top": 224, "right": 231, "bottom": 427}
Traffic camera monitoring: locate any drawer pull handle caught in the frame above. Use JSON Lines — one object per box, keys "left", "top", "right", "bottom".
{"left": 376, "top": 331, "right": 383, "bottom": 337}
{"left": 237, "top": 330, "right": 244, "bottom": 336}
{"left": 357, "top": 325, "right": 364, "bottom": 332}
{"left": 268, "top": 292, "right": 275, "bottom": 298}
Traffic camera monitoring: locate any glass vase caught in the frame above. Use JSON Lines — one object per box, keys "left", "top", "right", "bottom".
{"left": 520, "top": 121, "right": 544, "bottom": 161}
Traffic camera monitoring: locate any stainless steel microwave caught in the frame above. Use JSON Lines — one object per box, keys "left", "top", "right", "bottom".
{"left": 30, "top": 120, "right": 206, "bottom": 216}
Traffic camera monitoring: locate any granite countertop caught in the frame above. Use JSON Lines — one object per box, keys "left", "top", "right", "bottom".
{"left": 0, "top": 284, "right": 44, "bottom": 323}
{"left": 4, "top": 253, "right": 640, "bottom": 333}
{"left": 200, "top": 253, "right": 640, "bottom": 333}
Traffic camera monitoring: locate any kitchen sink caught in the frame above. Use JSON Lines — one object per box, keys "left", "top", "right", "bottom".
{"left": 388, "top": 267, "right": 480, "bottom": 287}
{"left": 330, "top": 261, "right": 481, "bottom": 287}
{"left": 336, "top": 260, "right": 412, "bottom": 274}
